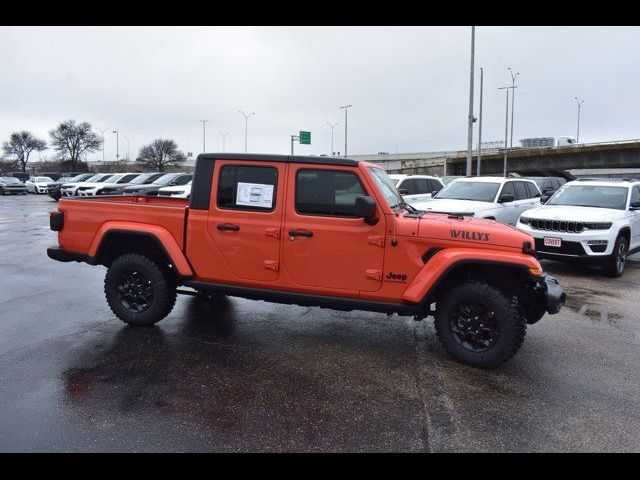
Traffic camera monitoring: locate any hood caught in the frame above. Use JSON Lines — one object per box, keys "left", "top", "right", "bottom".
{"left": 396, "top": 212, "right": 533, "bottom": 252}
{"left": 412, "top": 198, "right": 494, "bottom": 214}
{"left": 125, "top": 184, "right": 160, "bottom": 191}
{"left": 520, "top": 205, "right": 628, "bottom": 222}
{"left": 75, "top": 182, "right": 104, "bottom": 188}
{"left": 159, "top": 184, "right": 191, "bottom": 192}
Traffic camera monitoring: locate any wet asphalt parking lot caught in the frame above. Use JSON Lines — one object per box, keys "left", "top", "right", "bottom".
{"left": 1, "top": 194, "right": 639, "bottom": 452}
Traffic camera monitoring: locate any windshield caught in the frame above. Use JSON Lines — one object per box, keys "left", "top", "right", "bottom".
{"left": 434, "top": 181, "right": 500, "bottom": 203}
{"left": 367, "top": 167, "right": 404, "bottom": 209}
{"left": 1, "top": 177, "right": 22, "bottom": 185}
{"left": 547, "top": 185, "right": 629, "bottom": 210}
{"left": 97, "top": 174, "right": 118, "bottom": 183}
{"left": 35, "top": 177, "right": 54, "bottom": 182}
{"left": 129, "top": 173, "right": 164, "bottom": 185}
{"left": 152, "top": 173, "right": 178, "bottom": 185}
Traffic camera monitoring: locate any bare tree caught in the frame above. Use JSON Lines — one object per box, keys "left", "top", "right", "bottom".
{"left": 49, "top": 120, "right": 102, "bottom": 169}
{"left": 136, "top": 139, "right": 186, "bottom": 172}
{"left": 2, "top": 131, "right": 47, "bottom": 172}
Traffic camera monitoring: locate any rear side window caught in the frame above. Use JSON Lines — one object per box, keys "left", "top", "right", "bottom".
{"left": 296, "top": 169, "right": 365, "bottom": 217}
{"left": 217, "top": 165, "right": 277, "bottom": 211}
{"left": 415, "top": 178, "right": 429, "bottom": 194}
{"left": 514, "top": 181, "right": 528, "bottom": 200}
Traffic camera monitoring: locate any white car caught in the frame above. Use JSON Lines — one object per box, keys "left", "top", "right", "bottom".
{"left": 61, "top": 173, "right": 114, "bottom": 197}
{"left": 157, "top": 181, "right": 192, "bottom": 199}
{"left": 517, "top": 178, "right": 640, "bottom": 277}
{"left": 389, "top": 174, "right": 445, "bottom": 204}
{"left": 76, "top": 173, "right": 140, "bottom": 196}
{"left": 26, "top": 176, "right": 55, "bottom": 194}
{"left": 412, "top": 177, "right": 542, "bottom": 226}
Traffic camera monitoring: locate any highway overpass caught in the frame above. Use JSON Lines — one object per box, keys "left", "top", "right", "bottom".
{"left": 352, "top": 139, "right": 640, "bottom": 177}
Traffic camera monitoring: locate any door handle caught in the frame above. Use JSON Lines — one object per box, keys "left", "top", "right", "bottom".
{"left": 217, "top": 223, "right": 240, "bottom": 231}
{"left": 289, "top": 229, "right": 313, "bottom": 238}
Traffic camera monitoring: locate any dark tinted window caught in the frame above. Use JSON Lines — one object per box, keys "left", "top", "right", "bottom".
{"left": 428, "top": 179, "right": 443, "bottom": 193}
{"left": 514, "top": 181, "right": 528, "bottom": 200}
{"left": 118, "top": 174, "right": 139, "bottom": 183}
{"left": 500, "top": 182, "right": 515, "bottom": 198}
{"left": 401, "top": 178, "right": 417, "bottom": 195}
{"left": 217, "top": 166, "right": 277, "bottom": 211}
{"left": 296, "top": 169, "right": 365, "bottom": 217}
{"left": 630, "top": 186, "right": 640, "bottom": 205}
{"left": 525, "top": 182, "right": 540, "bottom": 198}
{"left": 415, "top": 179, "right": 429, "bottom": 194}
{"left": 172, "top": 174, "right": 193, "bottom": 186}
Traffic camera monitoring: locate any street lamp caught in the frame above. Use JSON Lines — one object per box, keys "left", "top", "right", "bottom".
{"left": 238, "top": 110, "right": 255, "bottom": 153}
{"left": 574, "top": 96, "right": 584, "bottom": 143}
{"left": 200, "top": 120, "right": 208, "bottom": 153}
{"left": 465, "top": 26, "right": 476, "bottom": 177}
{"left": 219, "top": 131, "right": 230, "bottom": 153}
{"left": 507, "top": 67, "right": 520, "bottom": 149}
{"left": 96, "top": 126, "right": 109, "bottom": 163}
{"left": 123, "top": 136, "right": 130, "bottom": 162}
{"left": 112, "top": 130, "right": 119, "bottom": 161}
{"left": 498, "top": 85, "right": 517, "bottom": 177}
{"left": 326, "top": 121, "right": 338, "bottom": 155}
{"left": 339, "top": 105, "right": 352, "bottom": 157}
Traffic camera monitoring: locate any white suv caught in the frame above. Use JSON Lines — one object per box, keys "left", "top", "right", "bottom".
{"left": 389, "top": 174, "right": 445, "bottom": 204}
{"left": 412, "top": 177, "right": 542, "bottom": 226}
{"left": 517, "top": 178, "right": 640, "bottom": 277}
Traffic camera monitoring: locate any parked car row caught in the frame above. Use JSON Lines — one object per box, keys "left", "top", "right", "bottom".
{"left": 408, "top": 176, "right": 640, "bottom": 277}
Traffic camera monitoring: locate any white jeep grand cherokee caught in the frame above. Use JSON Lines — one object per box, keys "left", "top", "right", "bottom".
{"left": 517, "top": 178, "right": 640, "bottom": 277}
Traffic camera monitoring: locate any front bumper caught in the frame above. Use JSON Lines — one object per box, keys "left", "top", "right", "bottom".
{"left": 544, "top": 275, "right": 565, "bottom": 314}
{"left": 517, "top": 223, "right": 614, "bottom": 258}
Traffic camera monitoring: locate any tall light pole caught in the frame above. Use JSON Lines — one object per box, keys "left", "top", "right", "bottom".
{"left": 574, "top": 96, "right": 584, "bottom": 143}
{"left": 219, "top": 131, "right": 230, "bottom": 152}
{"left": 96, "top": 126, "right": 109, "bottom": 163}
{"left": 200, "top": 120, "right": 208, "bottom": 153}
{"left": 326, "top": 121, "right": 338, "bottom": 155}
{"left": 238, "top": 110, "right": 255, "bottom": 153}
{"left": 477, "top": 67, "right": 483, "bottom": 176}
{"left": 465, "top": 26, "right": 476, "bottom": 177}
{"left": 508, "top": 67, "right": 519, "bottom": 148}
{"left": 498, "top": 85, "right": 517, "bottom": 177}
{"left": 339, "top": 105, "right": 352, "bottom": 157}
{"left": 124, "top": 136, "right": 130, "bottom": 162}
{"left": 112, "top": 130, "right": 119, "bottom": 161}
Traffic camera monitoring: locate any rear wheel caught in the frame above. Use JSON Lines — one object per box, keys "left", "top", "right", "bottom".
{"left": 434, "top": 280, "right": 526, "bottom": 368}
{"left": 104, "top": 253, "right": 176, "bottom": 326}
{"left": 604, "top": 235, "right": 628, "bottom": 277}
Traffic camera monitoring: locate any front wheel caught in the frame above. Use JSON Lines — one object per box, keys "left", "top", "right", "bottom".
{"left": 434, "top": 280, "right": 526, "bottom": 369}
{"left": 104, "top": 253, "right": 176, "bottom": 326}
{"left": 604, "top": 235, "right": 628, "bottom": 277}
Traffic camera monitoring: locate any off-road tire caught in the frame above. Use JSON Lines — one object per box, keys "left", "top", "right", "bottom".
{"left": 604, "top": 235, "right": 628, "bottom": 278}
{"left": 434, "top": 279, "right": 526, "bottom": 369}
{"left": 105, "top": 253, "right": 176, "bottom": 326}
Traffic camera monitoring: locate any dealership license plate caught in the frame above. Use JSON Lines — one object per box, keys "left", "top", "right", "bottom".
{"left": 544, "top": 237, "right": 562, "bottom": 248}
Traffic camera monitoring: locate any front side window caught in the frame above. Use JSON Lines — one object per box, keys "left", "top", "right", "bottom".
{"left": 368, "top": 167, "right": 404, "bottom": 209}
{"left": 436, "top": 181, "right": 501, "bottom": 203}
{"left": 547, "top": 185, "right": 629, "bottom": 210}
{"left": 296, "top": 169, "right": 365, "bottom": 217}
{"left": 217, "top": 165, "right": 277, "bottom": 211}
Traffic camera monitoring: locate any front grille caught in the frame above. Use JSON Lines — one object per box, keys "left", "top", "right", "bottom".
{"left": 530, "top": 218, "right": 585, "bottom": 233}
{"left": 534, "top": 238, "right": 586, "bottom": 256}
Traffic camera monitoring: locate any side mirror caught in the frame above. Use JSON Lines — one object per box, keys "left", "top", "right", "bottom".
{"left": 540, "top": 195, "right": 550, "bottom": 204}
{"left": 398, "top": 188, "right": 408, "bottom": 195}
{"left": 630, "top": 201, "right": 640, "bottom": 210}
{"left": 498, "top": 193, "right": 515, "bottom": 203}
{"left": 355, "top": 196, "right": 378, "bottom": 224}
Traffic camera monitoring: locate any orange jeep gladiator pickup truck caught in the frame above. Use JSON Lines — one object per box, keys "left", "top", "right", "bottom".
{"left": 48, "top": 154, "right": 565, "bottom": 368}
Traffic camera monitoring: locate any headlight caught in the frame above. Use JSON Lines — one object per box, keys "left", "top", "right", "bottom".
{"left": 519, "top": 217, "right": 531, "bottom": 225}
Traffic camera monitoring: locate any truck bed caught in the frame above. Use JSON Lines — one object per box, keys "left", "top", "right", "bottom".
{"left": 56, "top": 195, "right": 189, "bottom": 255}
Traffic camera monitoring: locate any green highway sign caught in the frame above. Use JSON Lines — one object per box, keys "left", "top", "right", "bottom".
{"left": 299, "top": 131, "right": 311, "bottom": 145}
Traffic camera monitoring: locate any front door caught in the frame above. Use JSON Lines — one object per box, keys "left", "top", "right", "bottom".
{"left": 283, "top": 164, "right": 386, "bottom": 293}
{"left": 207, "top": 160, "right": 284, "bottom": 282}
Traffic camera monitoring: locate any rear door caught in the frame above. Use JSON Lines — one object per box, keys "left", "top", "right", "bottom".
{"left": 206, "top": 160, "right": 284, "bottom": 282}
{"left": 282, "top": 164, "right": 385, "bottom": 293}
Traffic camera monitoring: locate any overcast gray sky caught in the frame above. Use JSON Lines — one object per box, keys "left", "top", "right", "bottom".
{"left": 1, "top": 26, "right": 639, "bottom": 161}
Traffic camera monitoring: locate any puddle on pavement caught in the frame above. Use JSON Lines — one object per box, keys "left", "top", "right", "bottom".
{"left": 563, "top": 286, "right": 624, "bottom": 327}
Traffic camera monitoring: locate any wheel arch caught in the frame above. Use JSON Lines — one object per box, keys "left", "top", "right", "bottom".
{"left": 618, "top": 226, "right": 631, "bottom": 244}
{"left": 92, "top": 226, "right": 193, "bottom": 277}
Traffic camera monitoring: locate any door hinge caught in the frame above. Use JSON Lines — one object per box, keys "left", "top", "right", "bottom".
{"left": 265, "top": 227, "right": 280, "bottom": 239}
{"left": 366, "top": 269, "right": 382, "bottom": 281}
{"left": 368, "top": 235, "right": 385, "bottom": 247}
{"left": 264, "top": 260, "right": 279, "bottom": 272}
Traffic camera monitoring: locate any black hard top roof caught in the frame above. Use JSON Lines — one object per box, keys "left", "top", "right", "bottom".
{"left": 196, "top": 153, "right": 359, "bottom": 167}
